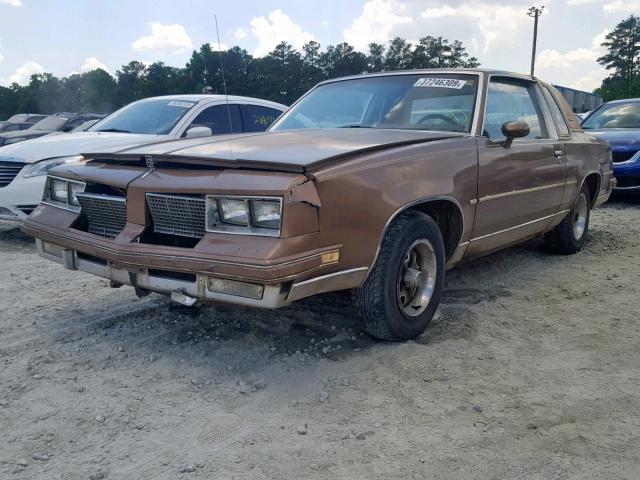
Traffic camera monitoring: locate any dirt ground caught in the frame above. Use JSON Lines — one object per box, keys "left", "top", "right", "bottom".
{"left": 1, "top": 197, "right": 639, "bottom": 480}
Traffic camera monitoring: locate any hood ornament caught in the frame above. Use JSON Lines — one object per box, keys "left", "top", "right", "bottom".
{"left": 145, "top": 155, "right": 155, "bottom": 170}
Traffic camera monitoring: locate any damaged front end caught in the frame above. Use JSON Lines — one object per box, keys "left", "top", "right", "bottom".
{"left": 23, "top": 157, "right": 362, "bottom": 308}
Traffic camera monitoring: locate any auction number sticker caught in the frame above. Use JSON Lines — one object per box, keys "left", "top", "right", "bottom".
{"left": 167, "top": 101, "right": 196, "bottom": 108}
{"left": 414, "top": 78, "right": 467, "bottom": 89}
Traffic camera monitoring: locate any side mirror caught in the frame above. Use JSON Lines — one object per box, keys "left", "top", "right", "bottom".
{"left": 501, "top": 121, "right": 530, "bottom": 148}
{"left": 185, "top": 126, "right": 213, "bottom": 138}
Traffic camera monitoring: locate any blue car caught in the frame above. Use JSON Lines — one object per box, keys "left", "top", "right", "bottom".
{"left": 582, "top": 98, "right": 640, "bottom": 191}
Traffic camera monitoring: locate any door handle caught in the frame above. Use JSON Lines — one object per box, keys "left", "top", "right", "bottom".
{"left": 554, "top": 150, "right": 564, "bottom": 158}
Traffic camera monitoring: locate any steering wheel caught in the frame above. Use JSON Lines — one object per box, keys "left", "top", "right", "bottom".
{"left": 417, "top": 113, "right": 458, "bottom": 126}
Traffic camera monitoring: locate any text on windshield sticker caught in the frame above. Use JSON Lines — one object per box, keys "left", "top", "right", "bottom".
{"left": 414, "top": 78, "right": 467, "bottom": 89}
{"left": 167, "top": 101, "right": 196, "bottom": 108}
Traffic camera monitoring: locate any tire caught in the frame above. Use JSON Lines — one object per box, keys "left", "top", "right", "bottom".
{"left": 355, "top": 210, "right": 446, "bottom": 341}
{"left": 544, "top": 184, "right": 591, "bottom": 255}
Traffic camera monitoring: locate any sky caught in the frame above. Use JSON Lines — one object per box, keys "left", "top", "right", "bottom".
{"left": 0, "top": 0, "right": 638, "bottom": 92}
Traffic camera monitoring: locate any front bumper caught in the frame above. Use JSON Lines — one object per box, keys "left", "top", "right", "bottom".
{"left": 612, "top": 151, "right": 640, "bottom": 191}
{"left": 35, "top": 238, "right": 367, "bottom": 308}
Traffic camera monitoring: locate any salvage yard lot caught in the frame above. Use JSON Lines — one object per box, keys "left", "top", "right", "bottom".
{"left": 1, "top": 199, "right": 639, "bottom": 479}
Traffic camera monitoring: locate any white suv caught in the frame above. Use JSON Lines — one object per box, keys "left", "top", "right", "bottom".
{"left": 0, "top": 94, "right": 286, "bottom": 221}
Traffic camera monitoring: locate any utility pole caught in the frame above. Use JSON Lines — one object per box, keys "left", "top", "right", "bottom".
{"left": 527, "top": 6, "right": 544, "bottom": 76}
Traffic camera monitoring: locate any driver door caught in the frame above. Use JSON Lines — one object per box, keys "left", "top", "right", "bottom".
{"left": 468, "top": 78, "right": 566, "bottom": 256}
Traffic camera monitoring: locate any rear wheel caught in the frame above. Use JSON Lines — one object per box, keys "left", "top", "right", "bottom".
{"left": 355, "top": 211, "right": 445, "bottom": 341}
{"left": 545, "top": 184, "right": 591, "bottom": 255}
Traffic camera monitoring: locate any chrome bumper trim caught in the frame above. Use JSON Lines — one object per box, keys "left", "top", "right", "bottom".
{"left": 36, "top": 240, "right": 366, "bottom": 308}
{"left": 36, "top": 239, "right": 289, "bottom": 308}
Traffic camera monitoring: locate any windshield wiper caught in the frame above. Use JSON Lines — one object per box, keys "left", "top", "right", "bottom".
{"left": 96, "top": 128, "right": 132, "bottom": 133}
{"left": 337, "top": 124, "right": 373, "bottom": 128}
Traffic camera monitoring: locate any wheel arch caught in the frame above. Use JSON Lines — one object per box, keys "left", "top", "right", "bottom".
{"left": 581, "top": 172, "right": 601, "bottom": 207}
{"left": 365, "top": 196, "right": 464, "bottom": 280}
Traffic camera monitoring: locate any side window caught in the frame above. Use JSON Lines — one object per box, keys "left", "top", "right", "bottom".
{"left": 241, "top": 105, "right": 282, "bottom": 132}
{"left": 189, "top": 104, "right": 242, "bottom": 135}
{"left": 483, "top": 79, "right": 548, "bottom": 140}
{"left": 541, "top": 87, "right": 570, "bottom": 136}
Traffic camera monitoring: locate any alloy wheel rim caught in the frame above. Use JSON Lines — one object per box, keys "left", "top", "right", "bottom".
{"left": 396, "top": 239, "right": 437, "bottom": 317}
{"left": 573, "top": 193, "right": 588, "bottom": 241}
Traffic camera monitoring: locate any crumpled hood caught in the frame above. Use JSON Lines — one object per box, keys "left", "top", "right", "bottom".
{"left": 0, "top": 131, "right": 165, "bottom": 164}
{"left": 99, "top": 128, "right": 465, "bottom": 172}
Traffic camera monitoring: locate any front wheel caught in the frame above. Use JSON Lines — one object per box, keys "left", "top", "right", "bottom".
{"left": 355, "top": 211, "right": 446, "bottom": 341}
{"left": 545, "top": 184, "right": 591, "bottom": 255}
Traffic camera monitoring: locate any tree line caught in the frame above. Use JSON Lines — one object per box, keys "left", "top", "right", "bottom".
{"left": 0, "top": 36, "right": 479, "bottom": 119}
{"left": 595, "top": 15, "right": 640, "bottom": 101}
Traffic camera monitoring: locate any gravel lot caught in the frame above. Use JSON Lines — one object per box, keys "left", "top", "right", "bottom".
{"left": 1, "top": 198, "right": 639, "bottom": 480}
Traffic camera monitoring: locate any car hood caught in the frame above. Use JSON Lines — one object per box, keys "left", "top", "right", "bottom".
{"left": 586, "top": 129, "right": 640, "bottom": 148}
{"left": 0, "top": 131, "right": 166, "bottom": 163}
{"left": 95, "top": 129, "right": 466, "bottom": 172}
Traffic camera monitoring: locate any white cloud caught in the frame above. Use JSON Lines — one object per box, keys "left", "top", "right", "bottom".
{"left": 421, "top": 3, "right": 533, "bottom": 54}
{"left": 9, "top": 61, "right": 44, "bottom": 85}
{"left": 212, "top": 42, "right": 229, "bottom": 51}
{"left": 249, "top": 9, "right": 316, "bottom": 56}
{"left": 321, "top": 20, "right": 329, "bottom": 27}
{"left": 0, "top": 37, "right": 3, "bottom": 63}
{"left": 572, "top": 67, "right": 609, "bottom": 91}
{"left": 80, "top": 57, "right": 108, "bottom": 73}
{"left": 132, "top": 22, "right": 193, "bottom": 54}
{"left": 603, "top": 0, "right": 640, "bottom": 14}
{"left": 0, "top": 0, "right": 22, "bottom": 6}
{"left": 343, "top": 0, "right": 412, "bottom": 50}
{"left": 537, "top": 48, "right": 600, "bottom": 69}
{"left": 567, "top": 0, "right": 601, "bottom": 5}
{"left": 536, "top": 29, "right": 609, "bottom": 91}
{"left": 234, "top": 27, "right": 248, "bottom": 40}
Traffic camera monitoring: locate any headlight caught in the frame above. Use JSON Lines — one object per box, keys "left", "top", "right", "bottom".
{"left": 219, "top": 198, "right": 249, "bottom": 226}
{"left": 251, "top": 200, "right": 281, "bottom": 229}
{"left": 68, "top": 182, "right": 85, "bottom": 206}
{"left": 43, "top": 176, "right": 86, "bottom": 211}
{"left": 206, "top": 196, "right": 282, "bottom": 237}
{"left": 23, "top": 155, "right": 85, "bottom": 178}
{"left": 50, "top": 179, "right": 69, "bottom": 203}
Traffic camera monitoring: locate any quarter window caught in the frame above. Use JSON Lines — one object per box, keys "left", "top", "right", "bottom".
{"left": 241, "top": 105, "right": 282, "bottom": 132}
{"left": 541, "top": 87, "right": 570, "bottom": 136}
{"left": 483, "top": 79, "right": 548, "bottom": 140}
{"left": 189, "top": 104, "right": 242, "bottom": 135}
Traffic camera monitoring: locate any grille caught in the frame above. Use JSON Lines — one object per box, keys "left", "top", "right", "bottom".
{"left": 146, "top": 193, "right": 206, "bottom": 238}
{"left": 612, "top": 151, "right": 637, "bottom": 163}
{"left": 0, "top": 162, "right": 24, "bottom": 187}
{"left": 615, "top": 176, "right": 640, "bottom": 189}
{"left": 76, "top": 193, "right": 127, "bottom": 239}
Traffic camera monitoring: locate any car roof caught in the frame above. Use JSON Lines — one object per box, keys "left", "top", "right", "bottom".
{"left": 316, "top": 68, "right": 537, "bottom": 86}
{"left": 133, "top": 94, "right": 288, "bottom": 110}
{"left": 602, "top": 98, "right": 640, "bottom": 105}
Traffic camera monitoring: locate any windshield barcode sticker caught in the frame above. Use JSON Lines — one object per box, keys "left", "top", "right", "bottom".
{"left": 167, "top": 101, "right": 195, "bottom": 108}
{"left": 414, "top": 78, "right": 467, "bottom": 89}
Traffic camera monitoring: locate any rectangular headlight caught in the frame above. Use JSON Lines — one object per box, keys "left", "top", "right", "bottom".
{"left": 219, "top": 198, "right": 249, "bottom": 226}
{"left": 206, "top": 196, "right": 282, "bottom": 237}
{"left": 251, "top": 200, "right": 281, "bottom": 229}
{"left": 68, "top": 182, "right": 85, "bottom": 206}
{"left": 50, "top": 179, "right": 68, "bottom": 203}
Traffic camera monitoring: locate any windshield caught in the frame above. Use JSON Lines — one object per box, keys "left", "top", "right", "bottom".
{"left": 582, "top": 102, "right": 640, "bottom": 129}
{"left": 91, "top": 98, "right": 197, "bottom": 135}
{"left": 30, "top": 116, "right": 68, "bottom": 131}
{"left": 270, "top": 74, "right": 478, "bottom": 133}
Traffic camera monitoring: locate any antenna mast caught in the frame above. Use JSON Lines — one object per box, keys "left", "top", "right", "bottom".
{"left": 215, "top": 14, "right": 234, "bottom": 134}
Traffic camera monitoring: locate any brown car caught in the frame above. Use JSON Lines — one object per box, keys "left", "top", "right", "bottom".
{"left": 23, "top": 69, "right": 614, "bottom": 340}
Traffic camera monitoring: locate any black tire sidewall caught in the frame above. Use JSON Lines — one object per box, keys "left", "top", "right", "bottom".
{"left": 380, "top": 213, "right": 446, "bottom": 339}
